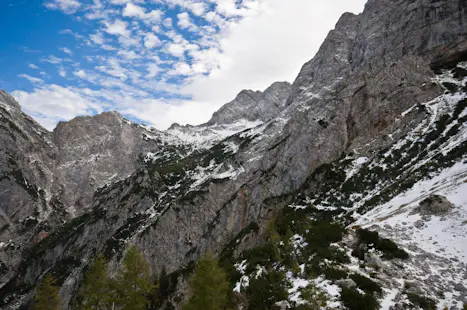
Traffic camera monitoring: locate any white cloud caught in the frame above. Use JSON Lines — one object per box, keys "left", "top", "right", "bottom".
{"left": 17, "top": 0, "right": 368, "bottom": 131}
{"left": 74, "top": 70, "right": 87, "bottom": 79}
{"left": 60, "top": 47, "right": 73, "bottom": 55}
{"left": 29, "top": 64, "right": 40, "bottom": 70}
{"left": 41, "top": 55, "right": 70, "bottom": 64}
{"left": 118, "top": 50, "right": 140, "bottom": 60}
{"left": 145, "top": 10, "right": 164, "bottom": 23}
{"left": 144, "top": 33, "right": 162, "bottom": 49}
{"left": 18, "top": 74, "right": 44, "bottom": 85}
{"left": 12, "top": 85, "right": 103, "bottom": 130}
{"left": 153, "top": 0, "right": 206, "bottom": 17}
{"left": 104, "top": 19, "right": 130, "bottom": 37}
{"left": 147, "top": 63, "right": 160, "bottom": 78}
{"left": 123, "top": 3, "right": 163, "bottom": 24}
{"left": 187, "top": 2, "right": 206, "bottom": 16}
{"left": 163, "top": 17, "right": 173, "bottom": 28}
{"left": 182, "top": 0, "right": 367, "bottom": 112}
{"left": 166, "top": 43, "right": 185, "bottom": 57}
{"left": 59, "top": 68, "right": 67, "bottom": 77}
{"left": 171, "top": 62, "right": 193, "bottom": 76}
{"left": 177, "top": 12, "right": 198, "bottom": 31}
{"left": 109, "top": 0, "right": 144, "bottom": 5}
{"left": 44, "top": 0, "right": 81, "bottom": 14}
{"left": 96, "top": 58, "right": 128, "bottom": 79}
{"left": 122, "top": 3, "right": 146, "bottom": 18}
{"left": 90, "top": 32, "right": 105, "bottom": 44}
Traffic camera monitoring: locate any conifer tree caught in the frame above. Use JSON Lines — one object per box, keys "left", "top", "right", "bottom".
{"left": 184, "top": 252, "right": 229, "bottom": 310}
{"left": 76, "top": 256, "right": 112, "bottom": 310}
{"left": 34, "top": 274, "right": 62, "bottom": 310}
{"left": 115, "top": 245, "right": 155, "bottom": 310}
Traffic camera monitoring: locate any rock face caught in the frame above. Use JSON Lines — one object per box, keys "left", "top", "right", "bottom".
{"left": 0, "top": 99, "right": 160, "bottom": 287}
{"left": 0, "top": 0, "right": 466, "bottom": 309}
{"left": 52, "top": 112, "right": 159, "bottom": 212}
{"left": 206, "top": 81, "right": 292, "bottom": 125}
{"left": 414, "top": 195, "right": 455, "bottom": 216}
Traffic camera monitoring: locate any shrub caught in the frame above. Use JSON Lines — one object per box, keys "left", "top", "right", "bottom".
{"left": 184, "top": 252, "right": 229, "bottom": 310}
{"left": 340, "top": 287, "right": 379, "bottom": 310}
{"left": 246, "top": 268, "right": 289, "bottom": 310}
{"left": 355, "top": 228, "right": 409, "bottom": 259}
{"left": 322, "top": 266, "right": 348, "bottom": 281}
{"left": 34, "top": 275, "right": 61, "bottom": 310}
{"left": 442, "top": 82, "right": 458, "bottom": 93}
{"left": 350, "top": 274, "right": 382, "bottom": 294}
{"left": 406, "top": 293, "right": 436, "bottom": 310}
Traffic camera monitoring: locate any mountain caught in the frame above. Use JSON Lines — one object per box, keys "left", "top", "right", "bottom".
{"left": 0, "top": 0, "right": 466, "bottom": 309}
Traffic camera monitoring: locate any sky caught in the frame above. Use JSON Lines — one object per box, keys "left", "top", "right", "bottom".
{"left": 0, "top": 0, "right": 367, "bottom": 130}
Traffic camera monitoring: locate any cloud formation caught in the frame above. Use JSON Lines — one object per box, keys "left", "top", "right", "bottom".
{"left": 13, "top": 0, "right": 367, "bottom": 130}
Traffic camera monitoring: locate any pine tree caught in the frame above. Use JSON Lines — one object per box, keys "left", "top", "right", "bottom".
{"left": 184, "top": 252, "right": 229, "bottom": 310}
{"left": 34, "top": 274, "right": 62, "bottom": 310}
{"left": 114, "top": 245, "right": 155, "bottom": 310}
{"left": 75, "top": 256, "right": 112, "bottom": 310}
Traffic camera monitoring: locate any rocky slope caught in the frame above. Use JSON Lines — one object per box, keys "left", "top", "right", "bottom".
{"left": 0, "top": 0, "right": 466, "bottom": 309}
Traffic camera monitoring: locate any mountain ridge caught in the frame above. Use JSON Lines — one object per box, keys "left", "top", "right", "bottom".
{"left": 0, "top": 0, "right": 466, "bottom": 309}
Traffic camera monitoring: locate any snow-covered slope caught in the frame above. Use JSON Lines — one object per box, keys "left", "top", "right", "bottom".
{"left": 223, "top": 62, "right": 467, "bottom": 310}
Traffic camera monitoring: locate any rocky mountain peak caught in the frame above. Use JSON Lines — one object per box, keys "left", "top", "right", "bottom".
{"left": 0, "top": 90, "right": 21, "bottom": 111}
{"left": 206, "top": 81, "right": 292, "bottom": 126}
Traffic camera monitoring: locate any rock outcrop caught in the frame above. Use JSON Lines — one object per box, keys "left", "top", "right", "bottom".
{"left": 414, "top": 194, "right": 455, "bottom": 216}
{"left": 206, "top": 81, "right": 292, "bottom": 126}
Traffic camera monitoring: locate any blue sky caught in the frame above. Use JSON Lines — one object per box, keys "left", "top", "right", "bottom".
{"left": 1, "top": 0, "right": 367, "bottom": 130}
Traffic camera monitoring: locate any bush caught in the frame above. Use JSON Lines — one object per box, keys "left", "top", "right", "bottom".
{"left": 184, "top": 252, "right": 229, "bottom": 310}
{"left": 442, "top": 82, "right": 458, "bottom": 93}
{"left": 350, "top": 274, "right": 382, "bottom": 294}
{"left": 34, "top": 275, "right": 62, "bottom": 310}
{"left": 246, "top": 268, "right": 289, "bottom": 310}
{"left": 322, "top": 266, "right": 348, "bottom": 281}
{"left": 355, "top": 228, "right": 409, "bottom": 259}
{"left": 340, "top": 287, "right": 379, "bottom": 310}
{"left": 406, "top": 293, "right": 436, "bottom": 310}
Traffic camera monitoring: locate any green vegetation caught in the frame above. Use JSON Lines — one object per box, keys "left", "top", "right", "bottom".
{"left": 350, "top": 274, "right": 382, "bottom": 294}
{"left": 34, "top": 275, "right": 62, "bottom": 310}
{"left": 298, "top": 282, "right": 328, "bottom": 310}
{"left": 73, "top": 246, "right": 155, "bottom": 310}
{"left": 340, "top": 287, "right": 379, "bottom": 310}
{"left": 406, "top": 293, "right": 436, "bottom": 310}
{"left": 352, "top": 228, "right": 409, "bottom": 259}
{"left": 183, "top": 252, "right": 229, "bottom": 310}
{"left": 114, "top": 246, "right": 156, "bottom": 310}
{"left": 75, "top": 256, "right": 112, "bottom": 310}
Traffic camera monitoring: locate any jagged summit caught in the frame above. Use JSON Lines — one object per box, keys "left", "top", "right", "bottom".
{"left": 205, "top": 81, "right": 292, "bottom": 126}
{"left": 0, "top": 90, "right": 21, "bottom": 111}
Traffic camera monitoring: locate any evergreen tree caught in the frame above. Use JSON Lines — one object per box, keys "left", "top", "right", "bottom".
{"left": 76, "top": 256, "right": 112, "bottom": 310}
{"left": 115, "top": 245, "right": 155, "bottom": 310}
{"left": 34, "top": 274, "right": 62, "bottom": 310}
{"left": 184, "top": 252, "right": 229, "bottom": 310}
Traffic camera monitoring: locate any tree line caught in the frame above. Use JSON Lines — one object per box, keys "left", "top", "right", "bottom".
{"left": 34, "top": 246, "right": 230, "bottom": 310}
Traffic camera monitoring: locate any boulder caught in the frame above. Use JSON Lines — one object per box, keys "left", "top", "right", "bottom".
{"left": 414, "top": 195, "right": 454, "bottom": 216}
{"left": 337, "top": 278, "right": 358, "bottom": 289}
{"left": 365, "top": 253, "right": 384, "bottom": 270}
